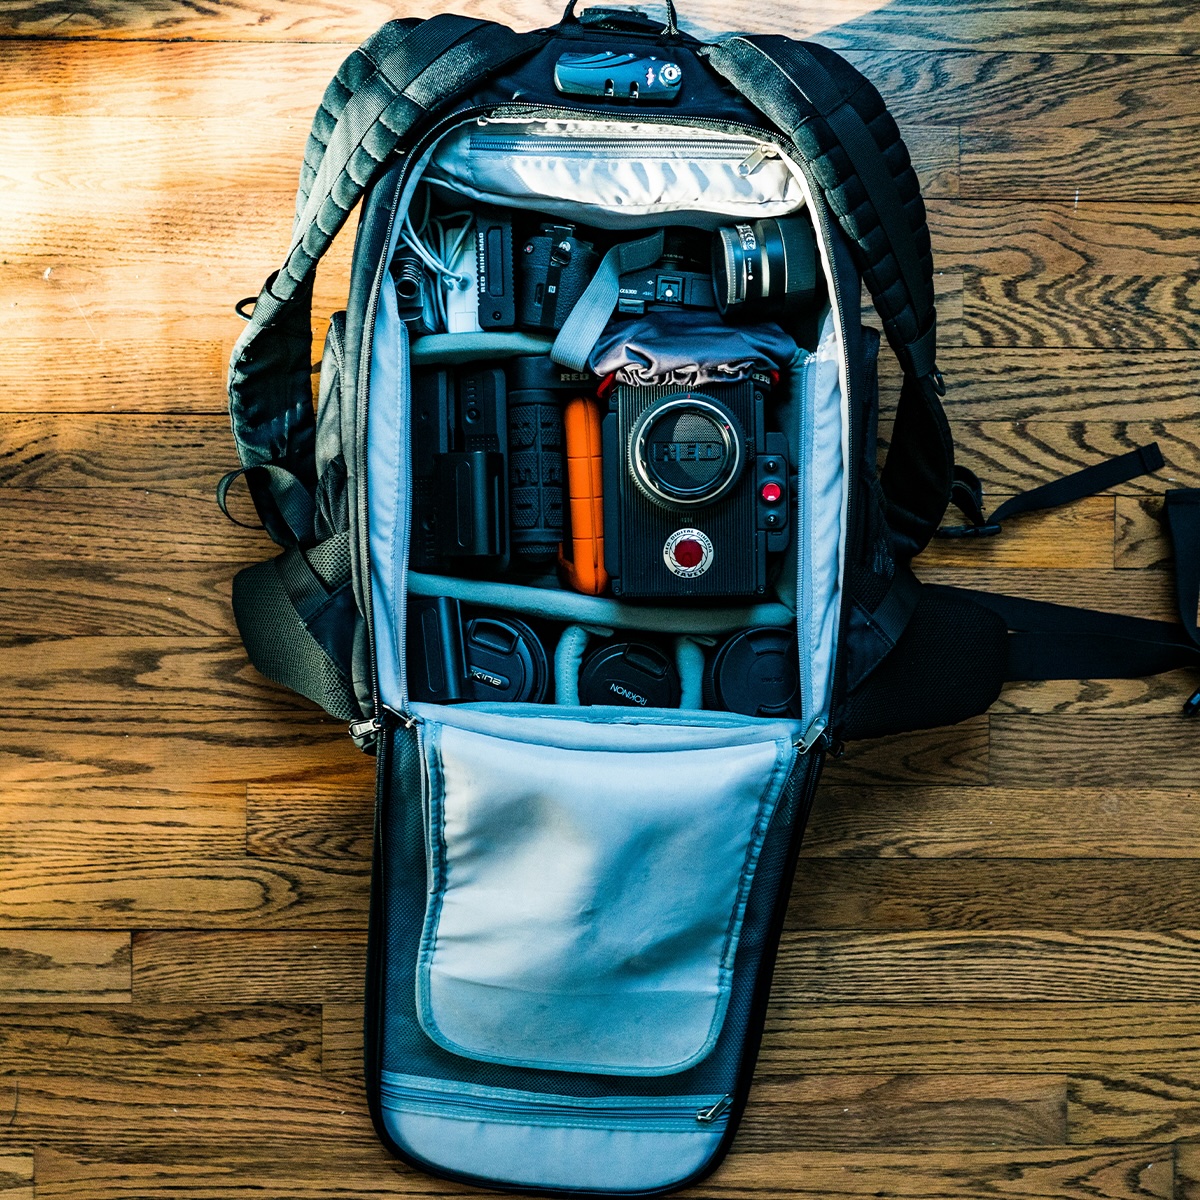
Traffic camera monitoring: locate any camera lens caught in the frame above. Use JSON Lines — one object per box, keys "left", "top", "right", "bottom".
{"left": 712, "top": 216, "right": 819, "bottom": 320}
{"left": 629, "top": 392, "right": 745, "bottom": 509}
{"left": 704, "top": 626, "right": 801, "bottom": 718}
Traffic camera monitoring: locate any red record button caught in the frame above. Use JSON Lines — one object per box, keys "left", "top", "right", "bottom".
{"left": 760, "top": 481, "right": 782, "bottom": 504}
{"left": 672, "top": 538, "right": 705, "bottom": 568}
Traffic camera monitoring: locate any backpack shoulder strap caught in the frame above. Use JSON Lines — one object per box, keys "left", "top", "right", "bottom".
{"left": 225, "top": 14, "right": 551, "bottom": 547}
{"left": 702, "top": 34, "right": 951, "bottom": 561}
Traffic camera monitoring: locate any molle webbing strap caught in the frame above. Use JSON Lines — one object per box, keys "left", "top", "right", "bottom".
{"left": 942, "top": 488, "right": 1200, "bottom": 698}
{"left": 941, "top": 443, "right": 1165, "bottom": 538}
{"left": 702, "top": 35, "right": 951, "bottom": 561}
{"left": 225, "top": 15, "right": 549, "bottom": 547}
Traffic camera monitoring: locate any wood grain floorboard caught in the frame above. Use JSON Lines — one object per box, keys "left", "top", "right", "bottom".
{"left": 758, "top": 1004, "right": 1200, "bottom": 1075}
{"left": 246, "top": 785, "right": 376, "bottom": 865}
{"left": 772, "top": 931, "right": 1200, "bottom": 1003}
{"left": 0, "top": 1005, "right": 321, "bottom": 1076}
{"left": 802, "top": 784, "right": 1200, "bottom": 858}
{"left": 131, "top": 931, "right": 368, "bottom": 1003}
{"left": 0, "top": 1157, "right": 32, "bottom": 1200}
{"left": 0, "top": 932, "right": 129, "bottom": 1003}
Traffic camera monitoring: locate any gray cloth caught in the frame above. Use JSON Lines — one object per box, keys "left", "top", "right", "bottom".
{"left": 588, "top": 312, "right": 799, "bottom": 387}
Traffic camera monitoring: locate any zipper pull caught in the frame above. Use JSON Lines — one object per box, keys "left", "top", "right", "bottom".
{"left": 795, "top": 715, "right": 828, "bottom": 754}
{"left": 348, "top": 715, "right": 384, "bottom": 754}
{"left": 696, "top": 1095, "right": 732, "bottom": 1124}
{"left": 738, "top": 144, "right": 779, "bottom": 176}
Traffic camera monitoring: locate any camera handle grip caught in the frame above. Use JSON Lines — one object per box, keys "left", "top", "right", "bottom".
{"left": 551, "top": 230, "right": 665, "bottom": 372}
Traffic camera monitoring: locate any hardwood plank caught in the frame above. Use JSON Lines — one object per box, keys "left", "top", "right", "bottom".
{"left": 0, "top": 42, "right": 347, "bottom": 119}
{"left": 0, "top": 491, "right": 268, "bottom": 562}
{"left": 0, "top": 560, "right": 241, "bottom": 638}
{"left": 320, "top": 1003, "right": 362, "bottom": 1077}
{"left": 942, "top": 422, "right": 1199, "bottom": 494}
{"left": 1114, "top": 496, "right": 1171, "bottom": 570}
{"left": 1069, "top": 1073, "right": 1200, "bottom": 1144}
{"left": 772, "top": 930, "right": 1200, "bottom": 1003}
{"left": 962, "top": 127, "right": 1200, "bottom": 202}
{"left": 26, "top": 1145, "right": 1177, "bottom": 1200}
{"left": 822, "top": 717, "right": 989, "bottom": 787}
{"left": 246, "top": 785, "right": 375, "bottom": 865}
{"left": 913, "top": 567, "right": 1178, "bottom": 622}
{"left": 0, "top": 855, "right": 367, "bottom": 929}
{"left": 0, "top": 638, "right": 313, "bottom": 715}
{"left": 0, "top": 718, "right": 373, "bottom": 801}
{"left": 847, "top": 52, "right": 1200, "bottom": 129}
{"left": 737, "top": 1074, "right": 1066, "bottom": 1150}
{"left": 0, "top": 1004, "right": 320, "bottom": 1076}
{"left": 1, "top": 340, "right": 229, "bottom": 415}
{"left": 1, "top": 1073, "right": 375, "bottom": 1153}
{"left": 0, "top": 788, "right": 245, "bottom": 861}
{"left": 930, "top": 202, "right": 1200, "bottom": 278}
{"left": 921, "top": 496, "right": 1114, "bottom": 569}
{"left": 990, "top": 716, "right": 1200, "bottom": 787}
{"left": 883, "top": 349, "right": 1200, "bottom": 422}
{"left": 787, "top": 860, "right": 1200, "bottom": 931}
{"left": 0, "top": 416, "right": 247, "bottom": 490}
{"left": 802, "top": 785, "right": 1200, "bottom": 859}
{"left": 132, "top": 932, "right": 367, "bottom": 1003}
{"left": 699, "top": 1146, "right": 1174, "bottom": 1198}
{"left": 994, "top": 674, "right": 1196, "bottom": 717}
{"left": 759, "top": 1004, "right": 1200, "bottom": 1074}
{"left": 962, "top": 270, "right": 1200, "bottom": 351}
{"left": 5, "top": 0, "right": 1200, "bottom": 53}
{"left": 0, "top": 1157, "right": 32, "bottom": 1200}
{"left": 0, "top": 932, "right": 129, "bottom": 1003}
{"left": 1171, "top": 1143, "right": 1200, "bottom": 1200}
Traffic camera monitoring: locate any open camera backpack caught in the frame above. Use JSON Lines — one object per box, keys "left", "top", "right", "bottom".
{"left": 221, "top": 5, "right": 1200, "bottom": 1193}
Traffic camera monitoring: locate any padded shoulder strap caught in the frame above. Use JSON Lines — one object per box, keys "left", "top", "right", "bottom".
{"left": 226, "top": 15, "right": 550, "bottom": 546}
{"left": 702, "top": 35, "right": 952, "bottom": 560}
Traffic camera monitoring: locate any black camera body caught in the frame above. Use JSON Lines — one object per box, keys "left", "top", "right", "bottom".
{"left": 616, "top": 231, "right": 716, "bottom": 316}
{"left": 518, "top": 223, "right": 600, "bottom": 330}
{"left": 410, "top": 366, "right": 508, "bottom": 571}
{"left": 602, "top": 375, "right": 789, "bottom": 599}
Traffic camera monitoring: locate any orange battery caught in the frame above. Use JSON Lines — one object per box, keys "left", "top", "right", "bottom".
{"left": 559, "top": 394, "right": 609, "bottom": 596}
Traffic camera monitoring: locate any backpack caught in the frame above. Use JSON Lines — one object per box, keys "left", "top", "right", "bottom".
{"left": 220, "top": 5, "right": 1200, "bottom": 1192}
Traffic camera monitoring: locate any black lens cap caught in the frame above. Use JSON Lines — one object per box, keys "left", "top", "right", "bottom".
{"left": 578, "top": 642, "right": 681, "bottom": 709}
{"left": 463, "top": 615, "right": 549, "bottom": 703}
{"left": 705, "top": 627, "right": 801, "bottom": 718}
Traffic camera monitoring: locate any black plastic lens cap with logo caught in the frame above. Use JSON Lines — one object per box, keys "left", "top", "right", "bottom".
{"left": 705, "top": 627, "right": 801, "bottom": 718}
{"left": 463, "top": 615, "right": 549, "bottom": 703}
{"left": 578, "top": 642, "right": 681, "bottom": 709}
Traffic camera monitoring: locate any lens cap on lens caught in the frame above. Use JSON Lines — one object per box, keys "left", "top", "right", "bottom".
{"left": 463, "top": 615, "right": 549, "bottom": 703}
{"left": 706, "top": 627, "right": 801, "bottom": 718}
{"left": 578, "top": 642, "right": 681, "bottom": 709}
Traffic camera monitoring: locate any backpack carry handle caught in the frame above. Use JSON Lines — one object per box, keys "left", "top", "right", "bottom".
{"left": 561, "top": 0, "right": 680, "bottom": 35}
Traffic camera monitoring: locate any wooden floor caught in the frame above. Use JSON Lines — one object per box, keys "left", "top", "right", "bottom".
{"left": 2, "top": 0, "right": 1200, "bottom": 1196}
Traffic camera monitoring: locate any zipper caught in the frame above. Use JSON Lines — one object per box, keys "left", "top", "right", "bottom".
{"left": 695, "top": 1094, "right": 733, "bottom": 1123}
{"left": 795, "top": 350, "right": 816, "bottom": 729}
{"left": 380, "top": 1074, "right": 733, "bottom": 1130}
{"left": 469, "top": 130, "right": 780, "bottom": 175}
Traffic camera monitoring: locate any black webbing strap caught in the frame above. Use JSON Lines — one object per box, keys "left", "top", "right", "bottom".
{"left": 225, "top": 15, "right": 549, "bottom": 548}
{"left": 940, "top": 443, "right": 1165, "bottom": 538}
{"left": 232, "top": 531, "right": 360, "bottom": 720}
{"left": 938, "top": 487, "right": 1200, "bottom": 707}
{"left": 702, "top": 35, "right": 951, "bottom": 561}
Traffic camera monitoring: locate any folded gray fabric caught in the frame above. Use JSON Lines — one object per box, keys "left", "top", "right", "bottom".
{"left": 588, "top": 312, "right": 799, "bottom": 386}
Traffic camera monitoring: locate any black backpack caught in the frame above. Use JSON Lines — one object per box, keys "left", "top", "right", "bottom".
{"left": 221, "top": 5, "right": 1200, "bottom": 1193}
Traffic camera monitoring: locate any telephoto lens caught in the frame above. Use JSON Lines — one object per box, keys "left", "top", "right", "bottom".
{"left": 712, "top": 215, "right": 820, "bottom": 321}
